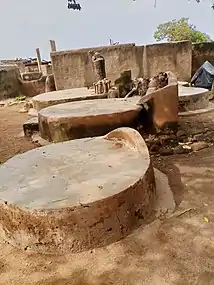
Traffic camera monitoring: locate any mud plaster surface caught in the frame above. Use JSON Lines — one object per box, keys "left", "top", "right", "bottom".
{"left": 1, "top": 106, "right": 214, "bottom": 284}
{"left": 0, "top": 137, "right": 146, "bottom": 210}
{"left": 179, "top": 85, "right": 208, "bottom": 100}
{"left": 34, "top": 88, "right": 93, "bottom": 102}
{"left": 39, "top": 98, "right": 141, "bottom": 118}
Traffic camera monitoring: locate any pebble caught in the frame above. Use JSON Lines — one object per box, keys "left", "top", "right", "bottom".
{"left": 192, "top": 133, "right": 205, "bottom": 142}
{"left": 191, "top": 141, "right": 209, "bottom": 152}
{"left": 159, "top": 147, "right": 173, "bottom": 156}
{"left": 173, "top": 145, "right": 190, "bottom": 154}
{"left": 176, "top": 130, "right": 187, "bottom": 138}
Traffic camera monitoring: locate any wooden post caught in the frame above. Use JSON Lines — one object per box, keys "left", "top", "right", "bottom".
{"left": 50, "top": 40, "right": 56, "bottom": 52}
{"left": 36, "top": 48, "right": 42, "bottom": 73}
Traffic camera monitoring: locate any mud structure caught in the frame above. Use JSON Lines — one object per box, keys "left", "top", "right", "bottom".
{"left": 38, "top": 98, "right": 141, "bottom": 142}
{"left": 90, "top": 52, "right": 111, "bottom": 95}
{"left": 93, "top": 78, "right": 111, "bottom": 95}
{"left": 32, "top": 88, "right": 106, "bottom": 113}
{"left": 0, "top": 128, "right": 156, "bottom": 255}
{"left": 45, "top": 74, "right": 56, "bottom": 93}
{"left": 137, "top": 71, "right": 179, "bottom": 130}
{"left": 0, "top": 65, "right": 21, "bottom": 99}
{"left": 178, "top": 86, "right": 210, "bottom": 112}
{"left": 0, "top": 64, "right": 55, "bottom": 99}
{"left": 91, "top": 51, "right": 106, "bottom": 81}
{"left": 114, "top": 70, "right": 134, "bottom": 98}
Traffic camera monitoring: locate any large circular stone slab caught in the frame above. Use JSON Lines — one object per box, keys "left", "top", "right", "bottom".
{"left": 32, "top": 88, "right": 106, "bottom": 111}
{"left": 179, "top": 85, "right": 209, "bottom": 112}
{"left": 38, "top": 98, "right": 142, "bottom": 142}
{"left": 0, "top": 128, "right": 156, "bottom": 254}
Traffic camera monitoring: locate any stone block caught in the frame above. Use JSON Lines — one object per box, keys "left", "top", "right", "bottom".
{"left": 138, "top": 82, "right": 179, "bottom": 129}
{"left": 23, "top": 117, "right": 39, "bottom": 137}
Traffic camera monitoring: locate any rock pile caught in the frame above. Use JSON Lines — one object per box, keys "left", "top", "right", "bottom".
{"left": 142, "top": 127, "right": 212, "bottom": 156}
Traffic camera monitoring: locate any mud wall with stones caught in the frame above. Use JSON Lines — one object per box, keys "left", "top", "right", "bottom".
{"left": 0, "top": 60, "right": 26, "bottom": 73}
{"left": 51, "top": 41, "right": 192, "bottom": 90}
{"left": 0, "top": 65, "right": 21, "bottom": 100}
{"left": 19, "top": 76, "right": 46, "bottom": 97}
{"left": 0, "top": 65, "right": 47, "bottom": 100}
{"left": 192, "top": 42, "right": 214, "bottom": 75}
{"left": 51, "top": 44, "right": 143, "bottom": 90}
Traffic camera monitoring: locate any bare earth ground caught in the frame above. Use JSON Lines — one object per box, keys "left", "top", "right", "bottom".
{"left": 0, "top": 104, "right": 214, "bottom": 285}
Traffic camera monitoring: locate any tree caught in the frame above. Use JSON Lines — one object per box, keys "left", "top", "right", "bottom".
{"left": 154, "top": 18, "right": 212, "bottom": 43}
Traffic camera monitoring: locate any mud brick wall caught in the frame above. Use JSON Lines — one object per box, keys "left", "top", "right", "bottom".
{"left": 19, "top": 76, "right": 46, "bottom": 97}
{"left": 0, "top": 60, "right": 26, "bottom": 73}
{"left": 192, "top": 42, "right": 214, "bottom": 75}
{"left": 51, "top": 44, "right": 143, "bottom": 90}
{"left": 0, "top": 65, "right": 21, "bottom": 100}
{"left": 144, "top": 41, "right": 192, "bottom": 81}
{"left": 51, "top": 41, "right": 192, "bottom": 90}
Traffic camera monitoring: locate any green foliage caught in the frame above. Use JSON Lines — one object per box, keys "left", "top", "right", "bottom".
{"left": 154, "top": 18, "right": 212, "bottom": 43}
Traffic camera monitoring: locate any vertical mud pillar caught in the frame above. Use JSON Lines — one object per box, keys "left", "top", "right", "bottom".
{"left": 45, "top": 74, "right": 56, "bottom": 93}
{"left": 92, "top": 52, "right": 106, "bottom": 81}
{"left": 36, "top": 48, "right": 42, "bottom": 73}
{"left": 143, "top": 45, "right": 149, "bottom": 78}
{"left": 50, "top": 40, "right": 57, "bottom": 52}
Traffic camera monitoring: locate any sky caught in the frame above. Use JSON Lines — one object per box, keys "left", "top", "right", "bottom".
{"left": 1, "top": 0, "right": 214, "bottom": 60}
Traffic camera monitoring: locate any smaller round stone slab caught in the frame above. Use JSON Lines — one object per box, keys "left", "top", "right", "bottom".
{"left": 38, "top": 98, "right": 142, "bottom": 142}
{"left": 32, "top": 88, "right": 106, "bottom": 111}
{"left": 178, "top": 86, "right": 209, "bottom": 111}
{"left": 0, "top": 127, "right": 155, "bottom": 254}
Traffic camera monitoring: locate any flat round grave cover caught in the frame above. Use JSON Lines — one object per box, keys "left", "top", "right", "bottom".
{"left": 179, "top": 86, "right": 208, "bottom": 100}
{"left": 32, "top": 88, "right": 105, "bottom": 111}
{"left": 38, "top": 98, "right": 142, "bottom": 142}
{"left": 0, "top": 128, "right": 155, "bottom": 254}
{"left": 178, "top": 86, "right": 209, "bottom": 112}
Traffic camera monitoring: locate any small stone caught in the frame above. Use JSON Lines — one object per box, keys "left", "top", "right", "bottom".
{"left": 8, "top": 101, "right": 19, "bottom": 106}
{"left": 150, "top": 143, "right": 160, "bottom": 153}
{"left": 145, "top": 135, "right": 158, "bottom": 146}
{"left": 192, "top": 133, "right": 205, "bottom": 142}
{"left": 173, "top": 145, "right": 191, "bottom": 155}
{"left": 158, "top": 134, "right": 171, "bottom": 144}
{"left": 176, "top": 130, "right": 187, "bottom": 138}
{"left": 19, "top": 107, "right": 28, "bottom": 113}
{"left": 191, "top": 141, "right": 209, "bottom": 152}
{"left": 159, "top": 147, "right": 173, "bottom": 156}
{"left": 23, "top": 117, "right": 39, "bottom": 137}
{"left": 28, "top": 108, "right": 38, "bottom": 117}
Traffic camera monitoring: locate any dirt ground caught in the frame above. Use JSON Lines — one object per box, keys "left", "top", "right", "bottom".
{"left": 0, "top": 104, "right": 214, "bottom": 285}
{"left": 0, "top": 104, "right": 36, "bottom": 163}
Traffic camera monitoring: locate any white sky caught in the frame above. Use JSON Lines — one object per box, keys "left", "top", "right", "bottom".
{"left": 1, "top": 0, "right": 214, "bottom": 59}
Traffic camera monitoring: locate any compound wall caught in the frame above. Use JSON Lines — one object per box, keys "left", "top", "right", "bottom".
{"left": 0, "top": 65, "right": 21, "bottom": 100}
{"left": 144, "top": 41, "right": 192, "bottom": 81}
{"left": 51, "top": 44, "right": 143, "bottom": 90}
{"left": 192, "top": 42, "right": 214, "bottom": 75}
{"left": 51, "top": 41, "right": 192, "bottom": 90}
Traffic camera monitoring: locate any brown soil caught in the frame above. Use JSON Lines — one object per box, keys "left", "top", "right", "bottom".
{"left": 0, "top": 104, "right": 36, "bottom": 163}
{"left": 0, "top": 105, "right": 214, "bottom": 284}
